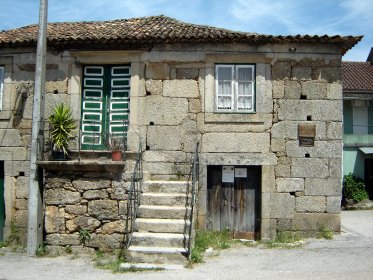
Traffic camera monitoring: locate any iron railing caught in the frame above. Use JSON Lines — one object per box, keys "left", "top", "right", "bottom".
{"left": 123, "top": 134, "right": 143, "bottom": 251}
{"left": 187, "top": 142, "right": 199, "bottom": 259}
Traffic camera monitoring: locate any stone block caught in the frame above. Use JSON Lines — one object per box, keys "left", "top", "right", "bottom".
{"left": 45, "top": 206, "right": 65, "bottom": 233}
{"left": 296, "top": 196, "right": 326, "bottom": 213}
{"left": 181, "top": 119, "right": 200, "bottom": 153}
{"left": 329, "top": 158, "right": 342, "bottom": 179}
{"left": 66, "top": 216, "right": 101, "bottom": 232}
{"left": 293, "top": 213, "right": 340, "bottom": 232}
{"left": 46, "top": 177, "right": 72, "bottom": 189}
{"left": 145, "top": 79, "right": 163, "bottom": 95}
{"left": 145, "top": 63, "right": 170, "bottom": 80}
{"left": 143, "top": 162, "right": 190, "bottom": 176}
{"left": 15, "top": 199, "right": 28, "bottom": 210}
{"left": 327, "top": 122, "right": 342, "bottom": 140}
{"left": 119, "top": 201, "right": 127, "bottom": 217}
{"left": 83, "top": 190, "right": 108, "bottom": 200}
{"left": 272, "top": 121, "right": 326, "bottom": 141}
{"left": 0, "top": 129, "right": 22, "bottom": 147}
{"left": 291, "top": 158, "right": 329, "bottom": 178}
{"left": 44, "top": 189, "right": 81, "bottom": 205}
{"left": 163, "top": 80, "right": 199, "bottom": 98}
{"left": 272, "top": 61, "right": 291, "bottom": 80}
{"left": 272, "top": 80, "right": 284, "bottom": 99}
{"left": 0, "top": 147, "right": 27, "bottom": 161}
{"left": 312, "top": 67, "right": 340, "bottom": 82}
{"left": 301, "top": 81, "right": 327, "bottom": 99}
{"left": 270, "top": 193, "right": 295, "bottom": 219}
{"left": 143, "top": 151, "right": 187, "bottom": 163}
{"left": 200, "top": 153, "right": 277, "bottom": 166}
{"left": 284, "top": 80, "right": 301, "bottom": 99}
{"left": 189, "top": 98, "right": 201, "bottom": 113}
{"left": 147, "top": 125, "right": 182, "bottom": 151}
{"left": 277, "top": 219, "right": 293, "bottom": 231}
{"left": 101, "top": 220, "right": 126, "bottom": 234}
{"left": 286, "top": 140, "right": 342, "bottom": 159}
{"left": 15, "top": 176, "right": 29, "bottom": 199}
{"left": 275, "top": 163, "right": 291, "bottom": 178}
{"left": 46, "top": 234, "right": 81, "bottom": 246}
{"left": 142, "top": 95, "right": 188, "bottom": 125}
{"left": 277, "top": 100, "right": 342, "bottom": 121}
{"left": 73, "top": 179, "right": 111, "bottom": 191}
{"left": 15, "top": 209, "right": 28, "bottom": 228}
{"left": 271, "top": 138, "right": 286, "bottom": 153}
{"left": 176, "top": 68, "right": 199, "bottom": 80}
{"left": 201, "top": 132, "right": 270, "bottom": 153}
{"left": 326, "top": 196, "right": 341, "bottom": 214}
{"left": 305, "top": 178, "right": 342, "bottom": 196}
{"left": 88, "top": 200, "right": 118, "bottom": 220}
{"left": 88, "top": 233, "right": 123, "bottom": 250}
{"left": 276, "top": 178, "right": 304, "bottom": 192}
{"left": 262, "top": 165, "right": 276, "bottom": 193}
{"left": 291, "top": 66, "right": 312, "bottom": 80}
{"left": 45, "top": 79, "right": 68, "bottom": 94}
{"left": 65, "top": 205, "right": 87, "bottom": 215}
{"left": 327, "top": 83, "right": 342, "bottom": 100}
{"left": 110, "top": 183, "right": 130, "bottom": 200}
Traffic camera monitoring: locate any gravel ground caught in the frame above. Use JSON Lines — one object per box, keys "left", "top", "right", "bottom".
{"left": 1, "top": 210, "right": 372, "bottom": 280}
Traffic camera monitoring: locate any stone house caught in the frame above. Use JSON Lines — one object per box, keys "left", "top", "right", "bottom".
{"left": 0, "top": 15, "right": 361, "bottom": 263}
{"left": 342, "top": 48, "right": 373, "bottom": 198}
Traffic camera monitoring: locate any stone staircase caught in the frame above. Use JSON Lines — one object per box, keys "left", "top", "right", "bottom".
{"left": 124, "top": 180, "right": 192, "bottom": 269}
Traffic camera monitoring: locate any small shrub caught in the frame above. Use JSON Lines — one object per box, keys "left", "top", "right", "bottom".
{"left": 79, "top": 228, "right": 91, "bottom": 247}
{"left": 65, "top": 245, "right": 72, "bottom": 254}
{"left": 36, "top": 244, "right": 47, "bottom": 257}
{"left": 8, "top": 220, "right": 21, "bottom": 245}
{"left": 343, "top": 173, "right": 369, "bottom": 203}
{"left": 275, "top": 231, "right": 302, "bottom": 244}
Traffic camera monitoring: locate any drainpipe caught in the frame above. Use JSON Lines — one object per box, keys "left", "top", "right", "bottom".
{"left": 27, "top": 0, "right": 48, "bottom": 256}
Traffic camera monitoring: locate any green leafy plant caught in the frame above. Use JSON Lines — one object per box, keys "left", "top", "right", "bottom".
{"left": 79, "top": 228, "right": 91, "bottom": 247}
{"left": 36, "top": 244, "right": 47, "bottom": 257}
{"left": 49, "top": 103, "right": 77, "bottom": 155}
{"left": 343, "top": 173, "right": 369, "bottom": 203}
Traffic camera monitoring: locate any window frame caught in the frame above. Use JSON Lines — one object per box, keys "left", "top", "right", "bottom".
{"left": 215, "top": 64, "right": 255, "bottom": 113}
{"left": 0, "top": 66, "right": 4, "bottom": 111}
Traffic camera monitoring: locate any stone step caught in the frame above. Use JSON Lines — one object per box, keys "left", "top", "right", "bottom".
{"left": 138, "top": 205, "right": 191, "bottom": 219}
{"left": 141, "top": 193, "right": 190, "bottom": 206}
{"left": 120, "top": 262, "right": 185, "bottom": 270}
{"left": 131, "top": 232, "right": 189, "bottom": 247}
{"left": 143, "top": 181, "right": 191, "bottom": 194}
{"left": 135, "top": 218, "right": 190, "bottom": 233}
{"left": 126, "top": 246, "right": 188, "bottom": 265}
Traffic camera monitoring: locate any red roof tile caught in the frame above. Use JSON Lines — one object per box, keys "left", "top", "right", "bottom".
{"left": 0, "top": 16, "right": 362, "bottom": 53}
{"left": 342, "top": 62, "right": 373, "bottom": 92}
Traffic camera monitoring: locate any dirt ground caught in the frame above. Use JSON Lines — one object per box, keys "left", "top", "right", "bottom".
{"left": 1, "top": 210, "right": 373, "bottom": 280}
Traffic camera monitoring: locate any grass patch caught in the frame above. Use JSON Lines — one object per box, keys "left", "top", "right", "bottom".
{"left": 190, "top": 230, "right": 234, "bottom": 264}
{"left": 316, "top": 226, "right": 333, "bottom": 240}
{"left": 94, "top": 250, "right": 125, "bottom": 273}
{"left": 261, "top": 231, "right": 304, "bottom": 249}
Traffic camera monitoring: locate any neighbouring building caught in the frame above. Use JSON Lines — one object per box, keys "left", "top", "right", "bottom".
{"left": 0, "top": 16, "right": 361, "bottom": 264}
{"left": 342, "top": 48, "right": 373, "bottom": 199}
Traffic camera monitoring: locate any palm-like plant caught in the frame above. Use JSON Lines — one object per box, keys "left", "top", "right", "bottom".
{"left": 49, "top": 103, "right": 77, "bottom": 155}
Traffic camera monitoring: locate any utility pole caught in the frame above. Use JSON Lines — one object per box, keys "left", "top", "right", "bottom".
{"left": 27, "top": 0, "right": 48, "bottom": 256}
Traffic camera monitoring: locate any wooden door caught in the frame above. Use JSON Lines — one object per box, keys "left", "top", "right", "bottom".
{"left": 207, "top": 165, "right": 261, "bottom": 239}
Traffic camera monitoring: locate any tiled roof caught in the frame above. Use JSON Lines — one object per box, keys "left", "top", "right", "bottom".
{"left": 0, "top": 15, "right": 362, "bottom": 53}
{"left": 342, "top": 62, "right": 373, "bottom": 92}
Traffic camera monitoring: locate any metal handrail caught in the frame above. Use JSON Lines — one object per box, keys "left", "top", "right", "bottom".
{"left": 188, "top": 142, "right": 199, "bottom": 259}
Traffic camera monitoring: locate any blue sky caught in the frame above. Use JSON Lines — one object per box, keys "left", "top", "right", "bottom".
{"left": 1, "top": 0, "right": 372, "bottom": 61}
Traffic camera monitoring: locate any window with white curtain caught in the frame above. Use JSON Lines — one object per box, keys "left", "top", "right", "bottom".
{"left": 215, "top": 64, "right": 255, "bottom": 112}
{"left": 0, "top": 66, "right": 4, "bottom": 111}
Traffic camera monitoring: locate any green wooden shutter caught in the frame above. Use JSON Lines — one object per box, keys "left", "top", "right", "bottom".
{"left": 109, "top": 66, "right": 130, "bottom": 144}
{"left": 81, "top": 65, "right": 130, "bottom": 150}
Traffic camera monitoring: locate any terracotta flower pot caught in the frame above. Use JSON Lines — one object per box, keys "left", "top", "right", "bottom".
{"left": 111, "top": 150, "right": 122, "bottom": 161}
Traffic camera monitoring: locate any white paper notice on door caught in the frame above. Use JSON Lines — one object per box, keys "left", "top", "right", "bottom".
{"left": 235, "top": 168, "right": 247, "bottom": 178}
{"left": 222, "top": 166, "right": 234, "bottom": 183}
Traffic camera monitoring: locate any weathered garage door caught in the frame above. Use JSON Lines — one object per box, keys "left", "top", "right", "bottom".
{"left": 207, "top": 165, "right": 261, "bottom": 239}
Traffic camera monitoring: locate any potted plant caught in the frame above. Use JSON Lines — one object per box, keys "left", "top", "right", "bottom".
{"left": 107, "top": 135, "right": 125, "bottom": 161}
{"left": 48, "top": 103, "right": 77, "bottom": 160}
